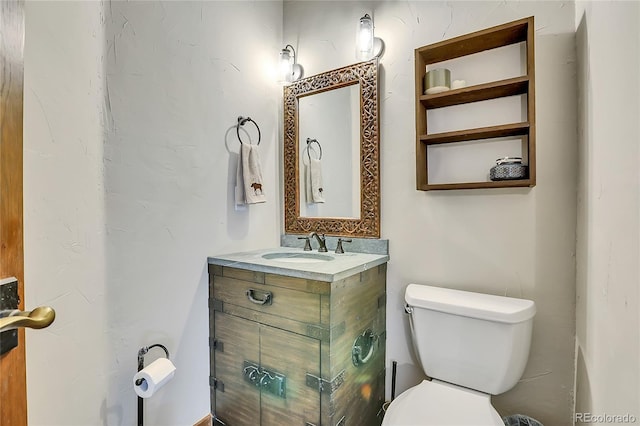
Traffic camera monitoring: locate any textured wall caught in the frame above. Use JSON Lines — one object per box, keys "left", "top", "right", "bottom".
{"left": 23, "top": 2, "right": 108, "bottom": 425}
{"left": 574, "top": 2, "right": 640, "bottom": 424}
{"left": 103, "top": 2, "right": 282, "bottom": 424}
{"left": 24, "top": 1, "right": 282, "bottom": 425}
{"left": 284, "top": 1, "right": 578, "bottom": 424}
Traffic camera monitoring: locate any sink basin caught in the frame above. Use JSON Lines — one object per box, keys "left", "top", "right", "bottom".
{"left": 262, "top": 252, "right": 334, "bottom": 264}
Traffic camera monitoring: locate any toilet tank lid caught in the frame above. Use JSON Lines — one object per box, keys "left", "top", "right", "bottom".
{"left": 405, "top": 284, "right": 536, "bottom": 324}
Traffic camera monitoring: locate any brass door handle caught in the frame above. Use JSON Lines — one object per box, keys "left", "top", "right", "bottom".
{"left": 0, "top": 306, "right": 55, "bottom": 332}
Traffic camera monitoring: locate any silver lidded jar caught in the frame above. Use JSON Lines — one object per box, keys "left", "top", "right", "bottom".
{"left": 489, "top": 157, "right": 528, "bottom": 181}
{"left": 424, "top": 68, "right": 451, "bottom": 95}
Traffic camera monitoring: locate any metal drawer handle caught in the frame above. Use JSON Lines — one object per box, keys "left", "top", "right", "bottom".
{"left": 352, "top": 329, "right": 378, "bottom": 366}
{"left": 260, "top": 371, "right": 275, "bottom": 387}
{"left": 246, "top": 288, "right": 272, "bottom": 305}
{"left": 243, "top": 365, "right": 260, "bottom": 384}
{"left": 242, "top": 360, "right": 287, "bottom": 399}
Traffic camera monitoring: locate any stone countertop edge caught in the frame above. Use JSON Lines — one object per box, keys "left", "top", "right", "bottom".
{"left": 208, "top": 247, "right": 389, "bottom": 282}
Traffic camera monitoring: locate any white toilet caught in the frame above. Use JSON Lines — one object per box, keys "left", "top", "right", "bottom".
{"left": 382, "top": 284, "right": 536, "bottom": 426}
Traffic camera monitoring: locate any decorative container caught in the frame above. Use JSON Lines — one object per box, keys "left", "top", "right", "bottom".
{"left": 489, "top": 157, "right": 528, "bottom": 181}
{"left": 424, "top": 68, "right": 451, "bottom": 94}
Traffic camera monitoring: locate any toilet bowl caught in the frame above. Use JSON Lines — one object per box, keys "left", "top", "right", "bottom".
{"left": 383, "top": 380, "right": 504, "bottom": 425}
{"left": 382, "top": 284, "right": 536, "bottom": 426}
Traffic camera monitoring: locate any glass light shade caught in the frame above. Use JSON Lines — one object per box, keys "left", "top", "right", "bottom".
{"left": 356, "top": 14, "right": 374, "bottom": 61}
{"left": 279, "top": 48, "right": 293, "bottom": 84}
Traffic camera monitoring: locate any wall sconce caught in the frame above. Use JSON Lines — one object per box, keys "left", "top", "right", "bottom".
{"left": 279, "top": 44, "right": 303, "bottom": 85}
{"left": 356, "top": 13, "right": 384, "bottom": 61}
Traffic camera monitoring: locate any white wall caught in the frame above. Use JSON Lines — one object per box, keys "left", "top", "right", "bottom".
{"left": 104, "top": 2, "right": 282, "bottom": 424}
{"left": 574, "top": 2, "right": 640, "bottom": 424}
{"left": 24, "top": 1, "right": 282, "bottom": 425}
{"left": 23, "top": 2, "right": 108, "bottom": 425}
{"left": 285, "top": 1, "right": 578, "bottom": 424}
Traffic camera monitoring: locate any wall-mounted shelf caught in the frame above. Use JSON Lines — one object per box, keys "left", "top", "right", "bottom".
{"left": 420, "top": 122, "right": 530, "bottom": 145}
{"left": 415, "top": 17, "right": 536, "bottom": 191}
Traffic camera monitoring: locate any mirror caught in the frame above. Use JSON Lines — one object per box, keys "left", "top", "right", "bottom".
{"left": 298, "top": 84, "right": 361, "bottom": 218}
{"left": 283, "top": 59, "right": 380, "bottom": 238}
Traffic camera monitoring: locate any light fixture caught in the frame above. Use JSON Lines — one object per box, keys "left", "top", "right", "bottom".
{"left": 356, "top": 13, "right": 385, "bottom": 61}
{"left": 279, "top": 44, "right": 303, "bottom": 85}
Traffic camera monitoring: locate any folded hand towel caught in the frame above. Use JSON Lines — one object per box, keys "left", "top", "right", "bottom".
{"left": 306, "top": 158, "right": 324, "bottom": 203}
{"left": 305, "top": 164, "right": 313, "bottom": 203}
{"left": 241, "top": 143, "right": 266, "bottom": 204}
{"left": 234, "top": 150, "right": 245, "bottom": 206}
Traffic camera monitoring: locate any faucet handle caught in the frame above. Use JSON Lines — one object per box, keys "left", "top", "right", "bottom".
{"left": 298, "top": 236, "right": 312, "bottom": 251}
{"left": 335, "top": 238, "right": 353, "bottom": 254}
{"left": 318, "top": 233, "right": 328, "bottom": 252}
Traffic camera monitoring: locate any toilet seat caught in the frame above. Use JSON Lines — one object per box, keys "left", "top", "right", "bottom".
{"left": 381, "top": 380, "right": 504, "bottom": 426}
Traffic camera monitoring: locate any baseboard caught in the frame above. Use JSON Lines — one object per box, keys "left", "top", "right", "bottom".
{"left": 194, "top": 413, "right": 212, "bottom": 426}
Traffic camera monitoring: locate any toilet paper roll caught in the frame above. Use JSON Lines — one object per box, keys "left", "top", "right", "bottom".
{"left": 133, "top": 358, "right": 176, "bottom": 398}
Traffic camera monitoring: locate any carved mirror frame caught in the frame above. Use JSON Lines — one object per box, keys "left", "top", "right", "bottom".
{"left": 284, "top": 59, "right": 380, "bottom": 238}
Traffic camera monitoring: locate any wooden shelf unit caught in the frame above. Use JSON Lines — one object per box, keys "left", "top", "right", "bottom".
{"left": 415, "top": 17, "right": 536, "bottom": 191}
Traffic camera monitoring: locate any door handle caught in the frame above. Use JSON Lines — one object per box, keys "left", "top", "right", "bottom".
{"left": 352, "top": 329, "right": 378, "bottom": 366}
{"left": 0, "top": 306, "right": 55, "bottom": 332}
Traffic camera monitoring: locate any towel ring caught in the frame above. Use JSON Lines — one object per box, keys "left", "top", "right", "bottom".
{"left": 306, "top": 138, "right": 322, "bottom": 161}
{"left": 236, "top": 116, "right": 261, "bottom": 145}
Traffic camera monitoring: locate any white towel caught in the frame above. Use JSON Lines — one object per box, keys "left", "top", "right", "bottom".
{"left": 235, "top": 143, "right": 266, "bottom": 205}
{"left": 234, "top": 151, "right": 245, "bottom": 206}
{"left": 306, "top": 158, "right": 324, "bottom": 203}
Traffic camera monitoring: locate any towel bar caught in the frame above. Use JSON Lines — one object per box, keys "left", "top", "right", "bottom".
{"left": 236, "top": 116, "right": 261, "bottom": 145}
{"left": 305, "top": 137, "right": 323, "bottom": 160}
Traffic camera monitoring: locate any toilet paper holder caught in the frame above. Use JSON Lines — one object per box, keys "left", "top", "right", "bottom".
{"left": 137, "top": 343, "right": 170, "bottom": 426}
{"left": 136, "top": 344, "right": 169, "bottom": 385}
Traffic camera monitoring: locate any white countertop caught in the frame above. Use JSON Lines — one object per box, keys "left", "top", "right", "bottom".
{"left": 208, "top": 247, "right": 389, "bottom": 282}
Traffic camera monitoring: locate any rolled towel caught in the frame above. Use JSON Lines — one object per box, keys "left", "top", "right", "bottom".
{"left": 305, "top": 163, "right": 313, "bottom": 203}
{"left": 242, "top": 143, "right": 266, "bottom": 204}
{"left": 235, "top": 143, "right": 266, "bottom": 205}
{"left": 307, "top": 158, "right": 324, "bottom": 203}
{"left": 235, "top": 150, "right": 245, "bottom": 206}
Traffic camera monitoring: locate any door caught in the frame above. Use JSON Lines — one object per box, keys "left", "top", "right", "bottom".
{"left": 0, "top": 1, "right": 27, "bottom": 425}
{"left": 213, "top": 311, "right": 321, "bottom": 425}
{"left": 259, "top": 324, "right": 321, "bottom": 426}
{"left": 213, "top": 312, "right": 261, "bottom": 425}
{"left": 1, "top": 2, "right": 55, "bottom": 424}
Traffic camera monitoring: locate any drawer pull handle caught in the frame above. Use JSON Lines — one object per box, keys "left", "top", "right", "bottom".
{"left": 242, "top": 360, "right": 287, "bottom": 398}
{"left": 243, "top": 364, "right": 261, "bottom": 384}
{"left": 352, "top": 329, "right": 378, "bottom": 366}
{"left": 246, "top": 289, "right": 272, "bottom": 305}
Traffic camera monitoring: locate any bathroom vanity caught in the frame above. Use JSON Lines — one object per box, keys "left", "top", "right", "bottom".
{"left": 208, "top": 55, "right": 387, "bottom": 425}
{"left": 208, "top": 247, "right": 388, "bottom": 426}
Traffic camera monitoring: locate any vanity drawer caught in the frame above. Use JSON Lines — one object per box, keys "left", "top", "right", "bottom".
{"left": 213, "top": 275, "right": 320, "bottom": 324}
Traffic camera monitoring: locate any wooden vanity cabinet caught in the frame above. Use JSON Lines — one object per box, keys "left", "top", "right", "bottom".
{"left": 208, "top": 263, "right": 387, "bottom": 426}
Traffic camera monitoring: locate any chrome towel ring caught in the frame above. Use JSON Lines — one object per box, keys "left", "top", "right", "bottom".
{"left": 306, "top": 137, "right": 322, "bottom": 160}
{"left": 236, "top": 116, "right": 261, "bottom": 145}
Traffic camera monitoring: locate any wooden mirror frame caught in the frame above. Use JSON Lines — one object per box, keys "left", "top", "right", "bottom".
{"left": 283, "top": 59, "right": 380, "bottom": 238}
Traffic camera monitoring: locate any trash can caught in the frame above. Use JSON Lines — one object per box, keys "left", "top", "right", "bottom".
{"left": 503, "top": 414, "right": 544, "bottom": 426}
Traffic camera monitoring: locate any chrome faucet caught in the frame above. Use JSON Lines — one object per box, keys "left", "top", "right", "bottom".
{"left": 308, "top": 232, "right": 328, "bottom": 252}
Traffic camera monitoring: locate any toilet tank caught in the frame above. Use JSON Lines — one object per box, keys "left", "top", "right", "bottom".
{"left": 405, "top": 284, "right": 536, "bottom": 395}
